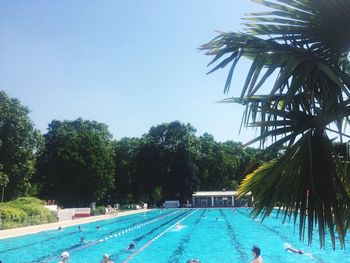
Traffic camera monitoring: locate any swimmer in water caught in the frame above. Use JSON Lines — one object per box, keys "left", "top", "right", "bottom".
{"left": 58, "top": 251, "right": 70, "bottom": 263}
{"left": 128, "top": 242, "right": 136, "bottom": 250}
{"left": 251, "top": 245, "right": 263, "bottom": 263}
{"left": 78, "top": 225, "right": 82, "bottom": 231}
{"left": 175, "top": 223, "right": 183, "bottom": 229}
{"left": 101, "top": 254, "right": 114, "bottom": 263}
{"left": 284, "top": 243, "right": 304, "bottom": 254}
{"left": 58, "top": 226, "right": 63, "bottom": 231}
{"left": 285, "top": 247, "right": 304, "bottom": 254}
{"left": 79, "top": 236, "right": 95, "bottom": 245}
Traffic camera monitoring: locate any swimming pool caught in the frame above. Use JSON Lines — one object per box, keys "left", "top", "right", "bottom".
{"left": 0, "top": 208, "right": 348, "bottom": 262}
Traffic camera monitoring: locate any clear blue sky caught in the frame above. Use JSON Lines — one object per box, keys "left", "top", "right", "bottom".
{"left": 0, "top": 0, "right": 266, "bottom": 143}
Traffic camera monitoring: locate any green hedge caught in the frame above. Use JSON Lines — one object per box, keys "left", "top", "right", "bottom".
{"left": 0, "top": 197, "right": 57, "bottom": 229}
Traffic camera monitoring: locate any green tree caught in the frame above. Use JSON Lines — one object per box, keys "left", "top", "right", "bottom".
{"left": 0, "top": 91, "right": 41, "bottom": 200}
{"left": 220, "top": 141, "right": 253, "bottom": 184}
{"left": 135, "top": 121, "right": 199, "bottom": 204}
{"left": 195, "top": 135, "right": 261, "bottom": 191}
{"left": 202, "top": 0, "right": 350, "bottom": 248}
{"left": 0, "top": 164, "right": 9, "bottom": 202}
{"left": 134, "top": 139, "right": 165, "bottom": 204}
{"left": 112, "top": 137, "right": 141, "bottom": 204}
{"left": 35, "top": 119, "right": 115, "bottom": 206}
{"left": 196, "top": 133, "right": 224, "bottom": 190}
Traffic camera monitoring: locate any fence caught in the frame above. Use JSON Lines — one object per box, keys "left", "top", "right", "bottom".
{"left": 57, "top": 208, "right": 91, "bottom": 221}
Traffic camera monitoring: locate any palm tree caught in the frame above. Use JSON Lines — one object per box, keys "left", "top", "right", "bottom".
{"left": 201, "top": 0, "right": 350, "bottom": 249}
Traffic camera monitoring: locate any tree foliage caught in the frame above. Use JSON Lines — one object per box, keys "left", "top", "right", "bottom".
{"left": 111, "top": 137, "right": 141, "bottom": 204}
{"left": 201, "top": 0, "right": 350, "bottom": 248}
{"left": 35, "top": 119, "right": 115, "bottom": 206}
{"left": 135, "top": 121, "right": 199, "bottom": 204}
{"left": 0, "top": 91, "right": 41, "bottom": 200}
{"left": 112, "top": 121, "right": 266, "bottom": 206}
{"left": 0, "top": 91, "right": 265, "bottom": 216}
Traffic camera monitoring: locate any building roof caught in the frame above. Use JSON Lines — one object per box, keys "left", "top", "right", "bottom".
{"left": 192, "top": 191, "right": 252, "bottom": 197}
{"left": 192, "top": 191, "right": 237, "bottom": 197}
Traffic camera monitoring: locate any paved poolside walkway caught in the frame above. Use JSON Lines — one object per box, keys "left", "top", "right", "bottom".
{"left": 0, "top": 209, "right": 150, "bottom": 240}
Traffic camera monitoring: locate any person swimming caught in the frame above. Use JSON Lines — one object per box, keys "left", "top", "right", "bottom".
{"left": 251, "top": 245, "right": 263, "bottom": 263}
{"left": 58, "top": 226, "right": 63, "bottom": 231}
{"left": 286, "top": 247, "right": 304, "bottom": 254}
{"left": 58, "top": 251, "right": 70, "bottom": 263}
{"left": 101, "top": 254, "right": 114, "bottom": 263}
{"left": 128, "top": 242, "right": 136, "bottom": 250}
{"left": 284, "top": 243, "right": 304, "bottom": 254}
{"left": 175, "top": 223, "right": 183, "bottom": 229}
{"left": 186, "top": 259, "right": 200, "bottom": 263}
{"left": 78, "top": 225, "right": 83, "bottom": 231}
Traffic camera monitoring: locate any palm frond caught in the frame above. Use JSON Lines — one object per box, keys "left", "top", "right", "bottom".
{"left": 247, "top": 0, "right": 350, "bottom": 59}
{"left": 202, "top": 0, "right": 350, "bottom": 249}
{"left": 238, "top": 131, "right": 350, "bottom": 249}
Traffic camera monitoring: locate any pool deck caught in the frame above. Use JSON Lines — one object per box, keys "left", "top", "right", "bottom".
{"left": 0, "top": 209, "right": 150, "bottom": 240}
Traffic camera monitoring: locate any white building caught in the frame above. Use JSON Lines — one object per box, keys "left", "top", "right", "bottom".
{"left": 192, "top": 191, "right": 252, "bottom": 207}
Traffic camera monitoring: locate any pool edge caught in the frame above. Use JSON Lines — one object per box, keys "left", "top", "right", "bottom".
{"left": 0, "top": 209, "right": 152, "bottom": 240}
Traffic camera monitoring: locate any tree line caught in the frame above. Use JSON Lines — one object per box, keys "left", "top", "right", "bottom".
{"left": 0, "top": 91, "right": 275, "bottom": 207}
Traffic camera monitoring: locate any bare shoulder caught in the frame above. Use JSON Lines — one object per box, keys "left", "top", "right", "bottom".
{"left": 251, "top": 256, "right": 263, "bottom": 263}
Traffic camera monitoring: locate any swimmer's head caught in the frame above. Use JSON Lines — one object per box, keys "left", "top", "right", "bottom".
{"left": 61, "top": 251, "right": 70, "bottom": 259}
{"left": 252, "top": 246, "right": 261, "bottom": 257}
{"left": 128, "top": 242, "right": 136, "bottom": 249}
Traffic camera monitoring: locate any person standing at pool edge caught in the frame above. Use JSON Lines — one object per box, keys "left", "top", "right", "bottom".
{"left": 251, "top": 246, "right": 263, "bottom": 263}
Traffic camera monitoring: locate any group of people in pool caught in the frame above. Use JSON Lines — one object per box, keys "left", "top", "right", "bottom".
{"left": 184, "top": 245, "right": 282, "bottom": 263}
{"left": 58, "top": 243, "right": 305, "bottom": 262}
{"left": 58, "top": 241, "right": 137, "bottom": 262}
{"left": 58, "top": 251, "right": 114, "bottom": 263}
{"left": 56, "top": 223, "right": 305, "bottom": 263}
{"left": 249, "top": 244, "right": 305, "bottom": 263}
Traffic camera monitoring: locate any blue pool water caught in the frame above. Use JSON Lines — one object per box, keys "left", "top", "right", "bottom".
{"left": 0, "top": 208, "right": 348, "bottom": 262}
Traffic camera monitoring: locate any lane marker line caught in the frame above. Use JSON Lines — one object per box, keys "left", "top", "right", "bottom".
{"left": 122, "top": 209, "right": 198, "bottom": 263}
